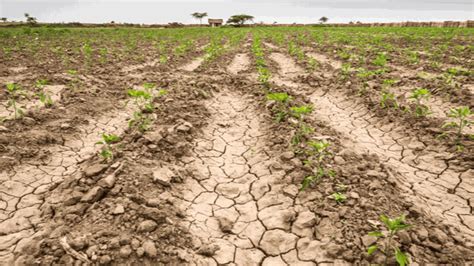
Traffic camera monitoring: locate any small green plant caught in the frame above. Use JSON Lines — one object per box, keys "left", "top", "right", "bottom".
{"left": 367, "top": 214, "right": 410, "bottom": 266}
{"left": 380, "top": 91, "right": 398, "bottom": 109}
{"left": 409, "top": 88, "right": 431, "bottom": 117}
{"left": 96, "top": 133, "right": 120, "bottom": 161}
{"left": 373, "top": 52, "right": 387, "bottom": 67}
{"left": 305, "top": 140, "right": 331, "bottom": 163}
{"left": 5, "top": 83, "right": 24, "bottom": 119}
{"left": 331, "top": 192, "right": 347, "bottom": 203}
{"left": 266, "top": 92, "right": 292, "bottom": 122}
{"left": 35, "top": 79, "right": 48, "bottom": 89}
{"left": 38, "top": 91, "right": 53, "bottom": 107}
{"left": 442, "top": 106, "right": 472, "bottom": 143}
{"left": 300, "top": 167, "right": 335, "bottom": 191}
{"left": 290, "top": 105, "right": 313, "bottom": 145}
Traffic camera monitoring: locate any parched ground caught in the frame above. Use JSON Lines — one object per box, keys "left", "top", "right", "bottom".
{"left": 0, "top": 27, "right": 473, "bottom": 265}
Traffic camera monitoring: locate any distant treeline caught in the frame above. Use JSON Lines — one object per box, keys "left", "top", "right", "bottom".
{"left": 0, "top": 20, "right": 473, "bottom": 28}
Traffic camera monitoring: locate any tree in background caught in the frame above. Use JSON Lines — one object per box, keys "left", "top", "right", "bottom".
{"left": 226, "top": 14, "right": 254, "bottom": 26}
{"left": 191, "top": 12, "right": 208, "bottom": 25}
{"left": 319, "top": 16, "right": 329, "bottom": 24}
{"left": 24, "top": 13, "right": 37, "bottom": 25}
{"left": 1, "top": 18, "right": 7, "bottom": 22}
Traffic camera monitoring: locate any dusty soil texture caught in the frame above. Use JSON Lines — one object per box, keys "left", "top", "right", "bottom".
{"left": 1, "top": 27, "right": 473, "bottom": 266}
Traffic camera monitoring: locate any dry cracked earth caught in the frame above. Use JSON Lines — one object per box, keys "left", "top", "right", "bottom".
{"left": 0, "top": 39, "right": 473, "bottom": 265}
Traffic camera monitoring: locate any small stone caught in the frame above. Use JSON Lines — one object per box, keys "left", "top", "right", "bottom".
{"left": 334, "top": 156, "right": 345, "bottom": 164}
{"left": 84, "top": 164, "right": 108, "bottom": 178}
{"left": 119, "top": 235, "right": 131, "bottom": 246}
{"left": 348, "top": 192, "right": 359, "bottom": 199}
{"left": 63, "top": 190, "right": 84, "bottom": 206}
{"left": 361, "top": 235, "right": 377, "bottom": 247}
{"left": 142, "top": 240, "right": 157, "bottom": 258}
{"left": 69, "top": 236, "right": 88, "bottom": 251}
{"left": 429, "top": 228, "right": 449, "bottom": 244}
{"left": 119, "top": 245, "right": 132, "bottom": 258}
{"left": 280, "top": 151, "right": 295, "bottom": 161}
{"left": 60, "top": 123, "right": 71, "bottom": 129}
{"left": 80, "top": 186, "right": 106, "bottom": 203}
{"left": 176, "top": 121, "right": 193, "bottom": 132}
{"left": 398, "top": 231, "right": 411, "bottom": 245}
{"left": 22, "top": 117, "right": 36, "bottom": 125}
{"left": 136, "top": 247, "right": 145, "bottom": 257}
{"left": 113, "top": 204, "right": 125, "bottom": 215}
{"left": 109, "top": 238, "right": 120, "bottom": 249}
{"left": 197, "top": 244, "right": 219, "bottom": 257}
{"left": 0, "top": 126, "right": 9, "bottom": 132}
{"left": 131, "top": 239, "right": 141, "bottom": 250}
{"left": 99, "top": 255, "right": 111, "bottom": 264}
{"left": 416, "top": 226, "right": 429, "bottom": 240}
{"left": 152, "top": 167, "right": 175, "bottom": 186}
{"left": 146, "top": 198, "right": 160, "bottom": 207}
{"left": 98, "top": 174, "right": 116, "bottom": 188}
{"left": 137, "top": 220, "right": 158, "bottom": 232}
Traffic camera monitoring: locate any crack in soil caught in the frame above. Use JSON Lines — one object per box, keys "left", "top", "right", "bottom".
{"left": 0, "top": 103, "right": 134, "bottom": 262}
{"left": 170, "top": 88, "right": 338, "bottom": 265}
{"left": 269, "top": 52, "right": 474, "bottom": 246}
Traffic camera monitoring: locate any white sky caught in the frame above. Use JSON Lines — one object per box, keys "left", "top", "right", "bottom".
{"left": 0, "top": 0, "right": 473, "bottom": 24}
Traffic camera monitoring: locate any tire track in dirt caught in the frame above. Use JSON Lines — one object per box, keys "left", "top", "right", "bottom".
{"left": 0, "top": 103, "right": 134, "bottom": 262}
{"left": 268, "top": 52, "right": 474, "bottom": 246}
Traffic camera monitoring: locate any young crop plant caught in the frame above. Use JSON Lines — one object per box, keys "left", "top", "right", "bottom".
{"left": 266, "top": 92, "right": 292, "bottom": 122}
{"left": 380, "top": 91, "right": 398, "bottom": 109}
{"left": 300, "top": 167, "right": 335, "bottom": 191}
{"left": 367, "top": 214, "right": 410, "bottom": 266}
{"left": 96, "top": 133, "right": 120, "bottom": 161}
{"left": 373, "top": 52, "right": 388, "bottom": 68}
{"left": 442, "top": 106, "right": 472, "bottom": 144}
{"left": 127, "top": 86, "right": 167, "bottom": 132}
{"left": 38, "top": 91, "right": 54, "bottom": 108}
{"left": 290, "top": 105, "right": 314, "bottom": 146}
{"left": 5, "top": 83, "right": 24, "bottom": 119}
{"left": 305, "top": 140, "right": 331, "bottom": 164}
{"left": 409, "top": 88, "right": 431, "bottom": 117}
{"left": 331, "top": 192, "right": 347, "bottom": 203}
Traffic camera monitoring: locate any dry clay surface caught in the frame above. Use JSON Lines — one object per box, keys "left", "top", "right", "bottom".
{"left": 0, "top": 104, "right": 133, "bottom": 262}
{"left": 168, "top": 91, "right": 338, "bottom": 265}
{"left": 269, "top": 52, "right": 474, "bottom": 245}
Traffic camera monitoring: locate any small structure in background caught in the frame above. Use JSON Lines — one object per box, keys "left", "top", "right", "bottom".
{"left": 208, "top": 19, "right": 223, "bottom": 27}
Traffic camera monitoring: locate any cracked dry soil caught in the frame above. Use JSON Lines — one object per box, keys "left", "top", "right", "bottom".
{"left": 172, "top": 91, "right": 326, "bottom": 265}
{"left": 1, "top": 41, "right": 474, "bottom": 265}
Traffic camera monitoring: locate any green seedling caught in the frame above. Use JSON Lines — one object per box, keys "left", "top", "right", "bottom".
{"left": 331, "top": 192, "right": 347, "bottom": 203}
{"left": 96, "top": 133, "right": 120, "bottom": 161}
{"left": 409, "top": 88, "right": 431, "bottom": 117}
{"left": 373, "top": 52, "right": 387, "bottom": 67}
{"left": 290, "top": 105, "right": 313, "bottom": 145}
{"left": 266, "top": 92, "right": 292, "bottom": 122}
{"left": 307, "top": 57, "right": 318, "bottom": 72}
{"left": 5, "top": 83, "right": 24, "bottom": 119}
{"left": 300, "top": 167, "right": 335, "bottom": 191}
{"left": 128, "top": 111, "right": 152, "bottom": 132}
{"left": 128, "top": 89, "right": 153, "bottom": 112}
{"left": 442, "top": 106, "right": 472, "bottom": 143}
{"left": 35, "top": 79, "right": 48, "bottom": 89}
{"left": 380, "top": 91, "right": 398, "bottom": 109}
{"left": 305, "top": 140, "right": 331, "bottom": 163}
{"left": 367, "top": 214, "right": 410, "bottom": 266}
{"left": 38, "top": 91, "right": 53, "bottom": 107}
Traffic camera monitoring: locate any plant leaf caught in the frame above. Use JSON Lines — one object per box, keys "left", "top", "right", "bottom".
{"left": 367, "top": 245, "right": 377, "bottom": 255}
{"left": 395, "top": 248, "right": 408, "bottom": 266}
{"left": 368, "top": 231, "right": 384, "bottom": 237}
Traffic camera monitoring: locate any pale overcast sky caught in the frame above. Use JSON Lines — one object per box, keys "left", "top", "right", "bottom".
{"left": 0, "top": 0, "right": 473, "bottom": 24}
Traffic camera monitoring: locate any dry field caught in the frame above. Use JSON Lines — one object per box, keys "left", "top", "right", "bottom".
{"left": 0, "top": 26, "right": 473, "bottom": 265}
